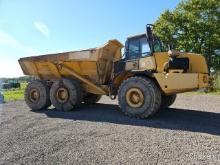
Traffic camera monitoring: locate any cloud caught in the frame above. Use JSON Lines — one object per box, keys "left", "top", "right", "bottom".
{"left": 0, "top": 59, "right": 23, "bottom": 78}
{"left": 34, "top": 21, "right": 50, "bottom": 37}
{"left": 0, "top": 30, "right": 37, "bottom": 77}
{"left": 0, "top": 30, "right": 35, "bottom": 54}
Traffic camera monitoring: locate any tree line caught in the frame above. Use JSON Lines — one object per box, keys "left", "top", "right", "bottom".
{"left": 154, "top": 0, "right": 220, "bottom": 72}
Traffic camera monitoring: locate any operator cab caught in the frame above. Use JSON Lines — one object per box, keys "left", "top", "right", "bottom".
{"left": 124, "top": 24, "right": 165, "bottom": 60}
{"left": 114, "top": 24, "right": 189, "bottom": 74}
{"left": 114, "top": 25, "right": 165, "bottom": 73}
{"left": 124, "top": 34, "right": 164, "bottom": 59}
{"left": 124, "top": 34, "right": 151, "bottom": 60}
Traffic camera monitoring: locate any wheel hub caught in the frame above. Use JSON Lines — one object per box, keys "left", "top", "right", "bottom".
{"left": 30, "top": 89, "right": 40, "bottom": 103}
{"left": 126, "top": 88, "right": 144, "bottom": 108}
{"left": 56, "top": 87, "right": 69, "bottom": 103}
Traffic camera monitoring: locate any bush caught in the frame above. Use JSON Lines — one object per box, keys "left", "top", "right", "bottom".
{"left": 208, "top": 72, "right": 220, "bottom": 92}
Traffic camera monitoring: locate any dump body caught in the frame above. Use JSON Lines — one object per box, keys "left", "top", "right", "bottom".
{"left": 19, "top": 40, "right": 123, "bottom": 86}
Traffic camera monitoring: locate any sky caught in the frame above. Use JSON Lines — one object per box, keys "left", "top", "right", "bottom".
{"left": 0, "top": 0, "right": 180, "bottom": 78}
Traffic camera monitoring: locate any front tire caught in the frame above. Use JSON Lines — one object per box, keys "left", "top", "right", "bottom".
{"left": 118, "top": 77, "right": 161, "bottom": 118}
{"left": 50, "top": 78, "right": 83, "bottom": 111}
{"left": 25, "top": 80, "right": 51, "bottom": 111}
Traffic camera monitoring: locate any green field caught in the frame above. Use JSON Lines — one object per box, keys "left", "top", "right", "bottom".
{"left": 3, "top": 83, "right": 27, "bottom": 102}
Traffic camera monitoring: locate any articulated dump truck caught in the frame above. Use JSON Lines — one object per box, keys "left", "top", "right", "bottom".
{"left": 19, "top": 25, "right": 209, "bottom": 118}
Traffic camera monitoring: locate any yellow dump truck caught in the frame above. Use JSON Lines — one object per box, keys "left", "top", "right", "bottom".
{"left": 19, "top": 25, "right": 209, "bottom": 118}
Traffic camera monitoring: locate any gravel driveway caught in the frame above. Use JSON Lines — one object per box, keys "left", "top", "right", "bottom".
{"left": 0, "top": 95, "right": 220, "bottom": 164}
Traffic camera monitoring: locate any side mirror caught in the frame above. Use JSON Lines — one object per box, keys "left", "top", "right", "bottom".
{"left": 146, "top": 26, "right": 153, "bottom": 41}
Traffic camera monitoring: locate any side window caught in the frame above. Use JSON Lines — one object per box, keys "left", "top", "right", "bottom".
{"left": 140, "top": 38, "right": 151, "bottom": 57}
{"left": 128, "top": 39, "right": 140, "bottom": 59}
{"left": 153, "top": 40, "right": 162, "bottom": 52}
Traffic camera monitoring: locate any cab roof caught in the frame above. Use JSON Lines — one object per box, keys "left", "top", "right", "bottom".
{"left": 127, "top": 33, "right": 146, "bottom": 40}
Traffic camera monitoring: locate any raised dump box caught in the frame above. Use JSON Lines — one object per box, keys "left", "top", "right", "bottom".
{"left": 19, "top": 40, "right": 123, "bottom": 86}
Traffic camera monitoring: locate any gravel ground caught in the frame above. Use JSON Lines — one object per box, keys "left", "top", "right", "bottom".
{"left": 0, "top": 95, "right": 220, "bottom": 165}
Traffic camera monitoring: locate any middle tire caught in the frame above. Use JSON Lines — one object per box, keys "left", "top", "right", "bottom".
{"left": 50, "top": 78, "right": 83, "bottom": 111}
{"left": 118, "top": 77, "right": 161, "bottom": 118}
{"left": 83, "top": 93, "right": 102, "bottom": 104}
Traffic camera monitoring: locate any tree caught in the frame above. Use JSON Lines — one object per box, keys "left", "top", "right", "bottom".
{"left": 154, "top": 0, "right": 220, "bottom": 71}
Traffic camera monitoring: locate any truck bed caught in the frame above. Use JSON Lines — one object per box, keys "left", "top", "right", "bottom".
{"left": 19, "top": 40, "right": 123, "bottom": 85}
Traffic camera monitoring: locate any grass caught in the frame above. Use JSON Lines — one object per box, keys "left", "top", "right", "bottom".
{"left": 2, "top": 83, "right": 27, "bottom": 102}
{"left": 184, "top": 89, "right": 220, "bottom": 96}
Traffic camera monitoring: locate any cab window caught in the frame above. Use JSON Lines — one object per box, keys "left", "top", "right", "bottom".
{"left": 128, "top": 39, "right": 140, "bottom": 60}
{"left": 140, "top": 38, "right": 151, "bottom": 56}
{"left": 153, "top": 40, "right": 162, "bottom": 52}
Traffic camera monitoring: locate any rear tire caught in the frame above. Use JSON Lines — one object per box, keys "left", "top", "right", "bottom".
{"left": 83, "top": 93, "right": 102, "bottom": 104}
{"left": 160, "top": 94, "right": 176, "bottom": 109}
{"left": 50, "top": 78, "right": 83, "bottom": 111}
{"left": 25, "top": 80, "right": 51, "bottom": 111}
{"left": 118, "top": 77, "right": 161, "bottom": 118}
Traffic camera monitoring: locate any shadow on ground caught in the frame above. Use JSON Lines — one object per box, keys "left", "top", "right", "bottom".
{"left": 35, "top": 103, "right": 220, "bottom": 136}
